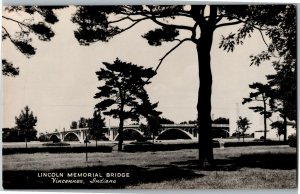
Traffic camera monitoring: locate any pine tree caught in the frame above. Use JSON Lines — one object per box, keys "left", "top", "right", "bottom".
{"left": 94, "top": 58, "right": 158, "bottom": 151}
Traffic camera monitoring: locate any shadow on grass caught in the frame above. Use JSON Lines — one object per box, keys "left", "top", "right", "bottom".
{"left": 171, "top": 152, "right": 297, "bottom": 171}
{"left": 3, "top": 164, "right": 204, "bottom": 189}
{"left": 3, "top": 152, "right": 296, "bottom": 189}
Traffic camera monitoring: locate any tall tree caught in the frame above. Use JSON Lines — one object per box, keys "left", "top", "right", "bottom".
{"left": 242, "top": 82, "right": 272, "bottom": 141}
{"left": 94, "top": 58, "right": 157, "bottom": 151}
{"left": 89, "top": 110, "right": 105, "bottom": 147}
{"left": 236, "top": 116, "right": 251, "bottom": 142}
{"left": 2, "top": 6, "right": 66, "bottom": 76}
{"left": 72, "top": 5, "right": 294, "bottom": 166}
{"left": 267, "top": 63, "right": 296, "bottom": 142}
{"left": 252, "top": 5, "right": 296, "bottom": 142}
{"left": 15, "top": 106, "right": 38, "bottom": 148}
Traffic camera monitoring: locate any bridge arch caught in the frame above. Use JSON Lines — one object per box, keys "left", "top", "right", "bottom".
{"left": 156, "top": 128, "right": 194, "bottom": 140}
{"left": 49, "top": 134, "right": 60, "bottom": 142}
{"left": 114, "top": 128, "right": 143, "bottom": 141}
{"left": 64, "top": 132, "right": 81, "bottom": 141}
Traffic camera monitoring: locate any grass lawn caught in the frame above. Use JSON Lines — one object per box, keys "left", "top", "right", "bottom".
{"left": 2, "top": 145, "right": 297, "bottom": 189}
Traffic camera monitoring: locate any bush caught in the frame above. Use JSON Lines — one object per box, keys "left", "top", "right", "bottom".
{"left": 288, "top": 133, "right": 297, "bottom": 147}
{"left": 224, "top": 140, "right": 286, "bottom": 147}
{"left": 124, "top": 142, "right": 220, "bottom": 152}
{"left": 42, "top": 142, "right": 70, "bottom": 146}
{"left": 38, "top": 134, "right": 49, "bottom": 142}
{"left": 3, "top": 145, "right": 113, "bottom": 155}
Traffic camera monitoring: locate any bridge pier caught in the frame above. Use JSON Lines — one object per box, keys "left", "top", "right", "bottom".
{"left": 109, "top": 128, "right": 114, "bottom": 141}
{"left": 59, "top": 133, "right": 64, "bottom": 142}
{"left": 79, "top": 130, "right": 84, "bottom": 143}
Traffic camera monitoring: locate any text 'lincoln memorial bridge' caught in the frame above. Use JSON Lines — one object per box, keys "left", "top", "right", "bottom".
{"left": 46, "top": 124, "right": 229, "bottom": 142}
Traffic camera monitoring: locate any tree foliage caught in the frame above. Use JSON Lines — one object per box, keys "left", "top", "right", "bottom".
{"left": 15, "top": 106, "right": 38, "bottom": 147}
{"left": 212, "top": 117, "right": 229, "bottom": 124}
{"left": 2, "top": 59, "right": 19, "bottom": 76}
{"left": 141, "top": 115, "right": 162, "bottom": 142}
{"left": 88, "top": 110, "right": 105, "bottom": 147}
{"left": 70, "top": 121, "right": 78, "bottom": 129}
{"left": 242, "top": 82, "right": 272, "bottom": 140}
{"left": 236, "top": 116, "right": 251, "bottom": 142}
{"left": 2, "top": 6, "right": 66, "bottom": 76}
{"left": 180, "top": 120, "right": 197, "bottom": 124}
{"left": 267, "top": 64, "right": 296, "bottom": 122}
{"left": 270, "top": 120, "right": 285, "bottom": 140}
{"left": 266, "top": 62, "right": 296, "bottom": 142}
{"left": 78, "top": 117, "right": 89, "bottom": 128}
{"left": 158, "top": 116, "right": 175, "bottom": 124}
{"left": 2, "top": 127, "right": 37, "bottom": 142}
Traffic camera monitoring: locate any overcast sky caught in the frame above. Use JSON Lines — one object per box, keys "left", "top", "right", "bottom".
{"left": 2, "top": 6, "right": 277, "bottom": 134}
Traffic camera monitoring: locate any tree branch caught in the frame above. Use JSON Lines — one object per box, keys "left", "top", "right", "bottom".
{"left": 254, "top": 96, "right": 264, "bottom": 101}
{"left": 191, "top": 23, "right": 198, "bottom": 43}
{"left": 218, "top": 14, "right": 269, "bottom": 31}
{"left": 150, "top": 17, "right": 193, "bottom": 31}
{"left": 154, "top": 38, "right": 192, "bottom": 72}
{"left": 2, "top": 26, "right": 14, "bottom": 43}
{"left": 2, "top": 16, "right": 31, "bottom": 29}
{"left": 108, "top": 15, "right": 146, "bottom": 24}
{"left": 216, "top": 20, "right": 242, "bottom": 28}
{"left": 108, "top": 16, "right": 132, "bottom": 24}
{"left": 114, "top": 17, "right": 148, "bottom": 36}
{"left": 258, "top": 30, "right": 280, "bottom": 58}
{"left": 259, "top": 29, "right": 269, "bottom": 48}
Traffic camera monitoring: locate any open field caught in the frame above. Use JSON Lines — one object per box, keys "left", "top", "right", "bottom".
{"left": 3, "top": 145, "right": 297, "bottom": 189}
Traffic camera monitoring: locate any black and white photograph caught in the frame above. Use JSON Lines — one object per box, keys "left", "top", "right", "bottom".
{"left": 1, "top": 4, "right": 297, "bottom": 189}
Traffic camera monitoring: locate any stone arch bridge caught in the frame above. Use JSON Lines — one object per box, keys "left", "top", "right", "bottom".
{"left": 46, "top": 124, "right": 229, "bottom": 142}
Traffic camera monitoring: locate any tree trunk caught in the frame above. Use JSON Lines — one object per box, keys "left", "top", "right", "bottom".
{"left": 263, "top": 97, "right": 267, "bottom": 142}
{"left": 118, "top": 94, "right": 125, "bottom": 151}
{"left": 196, "top": 28, "right": 214, "bottom": 167}
{"left": 283, "top": 114, "right": 287, "bottom": 142}
{"left": 85, "top": 140, "right": 88, "bottom": 162}
{"left": 118, "top": 116, "right": 124, "bottom": 151}
{"left": 152, "top": 133, "right": 155, "bottom": 143}
{"left": 25, "top": 129, "right": 28, "bottom": 149}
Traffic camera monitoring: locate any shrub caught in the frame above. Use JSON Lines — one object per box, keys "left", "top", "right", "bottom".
{"left": 124, "top": 142, "right": 220, "bottom": 152}
{"left": 288, "top": 133, "right": 297, "bottom": 147}
{"left": 3, "top": 145, "right": 112, "bottom": 155}
{"left": 38, "top": 134, "right": 49, "bottom": 142}
{"left": 42, "top": 142, "right": 70, "bottom": 146}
